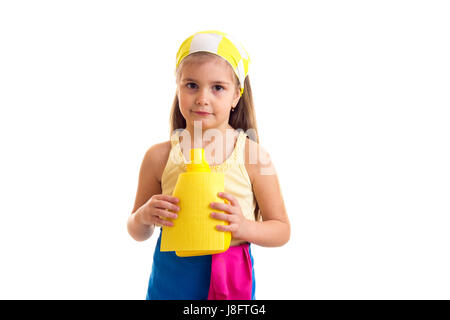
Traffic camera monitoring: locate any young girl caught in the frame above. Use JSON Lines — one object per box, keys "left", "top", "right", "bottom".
{"left": 127, "top": 30, "right": 290, "bottom": 300}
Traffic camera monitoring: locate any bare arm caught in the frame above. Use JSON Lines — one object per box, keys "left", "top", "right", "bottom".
{"left": 127, "top": 143, "right": 171, "bottom": 242}
{"left": 244, "top": 143, "right": 290, "bottom": 247}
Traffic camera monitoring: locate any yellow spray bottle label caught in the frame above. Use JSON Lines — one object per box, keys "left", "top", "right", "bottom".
{"left": 160, "top": 148, "right": 231, "bottom": 256}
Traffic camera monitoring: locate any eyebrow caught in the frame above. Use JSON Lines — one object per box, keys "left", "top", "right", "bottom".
{"left": 181, "top": 78, "right": 231, "bottom": 85}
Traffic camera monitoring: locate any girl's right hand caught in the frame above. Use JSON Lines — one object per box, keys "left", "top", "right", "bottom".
{"left": 136, "top": 194, "right": 180, "bottom": 227}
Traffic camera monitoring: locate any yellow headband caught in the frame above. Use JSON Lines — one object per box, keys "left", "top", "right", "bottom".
{"left": 175, "top": 30, "right": 250, "bottom": 96}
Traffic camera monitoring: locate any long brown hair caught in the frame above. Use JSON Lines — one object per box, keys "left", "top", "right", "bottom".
{"left": 169, "top": 52, "right": 261, "bottom": 221}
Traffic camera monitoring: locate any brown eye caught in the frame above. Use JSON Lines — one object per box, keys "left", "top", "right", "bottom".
{"left": 214, "top": 85, "right": 224, "bottom": 91}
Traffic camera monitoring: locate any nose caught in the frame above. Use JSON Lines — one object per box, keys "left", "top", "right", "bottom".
{"left": 195, "top": 88, "right": 210, "bottom": 106}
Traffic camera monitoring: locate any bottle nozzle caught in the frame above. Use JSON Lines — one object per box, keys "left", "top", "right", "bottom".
{"left": 186, "top": 148, "right": 211, "bottom": 172}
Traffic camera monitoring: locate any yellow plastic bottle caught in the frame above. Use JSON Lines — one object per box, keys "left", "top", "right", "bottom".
{"left": 160, "top": 148, "right": 231, "bottom": 257}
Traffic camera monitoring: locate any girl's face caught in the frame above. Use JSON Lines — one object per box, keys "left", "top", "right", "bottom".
{"left": 176, "top": 55, "right": 240, "bottom": 132}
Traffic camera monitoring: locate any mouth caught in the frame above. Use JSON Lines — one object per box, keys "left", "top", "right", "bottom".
{"left": 192, "top": 111, "right": 212, "bottom": 116}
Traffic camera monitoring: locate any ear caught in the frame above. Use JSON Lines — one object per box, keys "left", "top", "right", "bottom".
{"left": 231, "top": 86, "right": 241, "bottom": 108}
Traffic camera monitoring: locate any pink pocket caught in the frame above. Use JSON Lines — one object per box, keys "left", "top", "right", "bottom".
{"left": 208, "top": 243, "right": 252, "bottom": 300}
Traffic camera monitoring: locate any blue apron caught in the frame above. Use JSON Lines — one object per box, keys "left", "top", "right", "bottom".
{"left": 146, "top": 228, "right": 255, "bottom": 300}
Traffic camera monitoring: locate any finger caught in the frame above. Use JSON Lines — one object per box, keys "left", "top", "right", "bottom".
{"left": 154, "top": 216, "right": 174, "bottom": 227}
{"left": 210, "top": 202, "right": 233, "bottom": 213}
{"left": 215, "top": 224, "right": 233, "bottom": 232}
{"left": 217, "top": 192, "right": 238, "bottom": 206}
{"left": 154, "top": 208, "right": 178, "bottom": 220}
{"left": 153, "top": 199, "right": 180, "bottom": 213}
{"left": 154, "top": 194, "right": 180, "bottom": 204}
{"left": 210, "top": 212, "right": 233, "bottom": 223}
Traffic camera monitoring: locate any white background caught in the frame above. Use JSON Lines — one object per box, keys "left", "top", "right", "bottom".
{"left": 0, "top": 0, "right": 449, "bottom": 299}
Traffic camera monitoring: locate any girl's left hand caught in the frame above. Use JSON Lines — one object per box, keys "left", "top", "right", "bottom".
{"left": 210, "top": 192, "right": 249, "bottom": 241}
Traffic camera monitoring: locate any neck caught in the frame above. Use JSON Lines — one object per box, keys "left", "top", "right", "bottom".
{"left": 178, "top": 122, "right": 238, "bottom": 166}
{"left": 182, "top": 121, "right": 235, "bottom": 149}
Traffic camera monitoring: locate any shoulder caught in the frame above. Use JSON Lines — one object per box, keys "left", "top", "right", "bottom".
{"left": 243, "top": 136, "right": 276, "bottom": 185}
{"left": 142, "top": 140, "right": 172, "bottom": 183}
